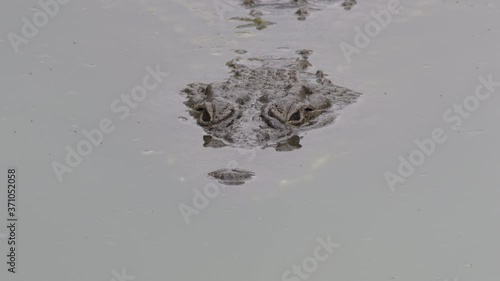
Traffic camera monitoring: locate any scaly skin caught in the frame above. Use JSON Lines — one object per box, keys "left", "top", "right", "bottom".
{"left": 208, "top": 169, "right": 255, "bottom": 185}
{"left": 240, "top": 0, "right": 357, "bottom": 21}
{"left": 180, "top": 50, "right": 361, "bottom": 150}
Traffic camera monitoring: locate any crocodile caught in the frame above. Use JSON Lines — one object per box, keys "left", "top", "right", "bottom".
{"left": 180, "top": 50, "right": 361, "bottom": 152}
{"left": 240, "top": 0, "right": 358, "bottom": 21}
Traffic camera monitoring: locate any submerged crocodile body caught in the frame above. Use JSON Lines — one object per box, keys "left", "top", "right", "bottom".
{"left": 208, "top": 169, "right": 255, "bottom": 185}
{"left": 180, "top": 51, "right": 361, "bottom": 152}
{"left": 240, "top": 0, "right": 358, "bottom": 20}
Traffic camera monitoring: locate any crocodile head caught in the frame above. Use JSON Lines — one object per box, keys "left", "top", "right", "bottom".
{"left": 181, "top": 53, "right": 361, "bottom": 150}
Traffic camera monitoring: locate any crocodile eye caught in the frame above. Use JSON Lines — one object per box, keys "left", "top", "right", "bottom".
{"left": 195, "top": 106, "right": 211, "bottom": 124}
{"left": 288, "top": 111, "right": 301, "bottom": 122}
{"left": 304, "top": 107, "right": 313, "bottom": 112}
{"left": 195, "top": 101, "right": 234, "bottom": 126}
{"left": 201, "top": 109, "right": 211, "bottom": 122}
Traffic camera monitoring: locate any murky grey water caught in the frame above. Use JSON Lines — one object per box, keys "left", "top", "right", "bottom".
{"left": 1, "top": 0, "right": 500, "bottom": 280}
